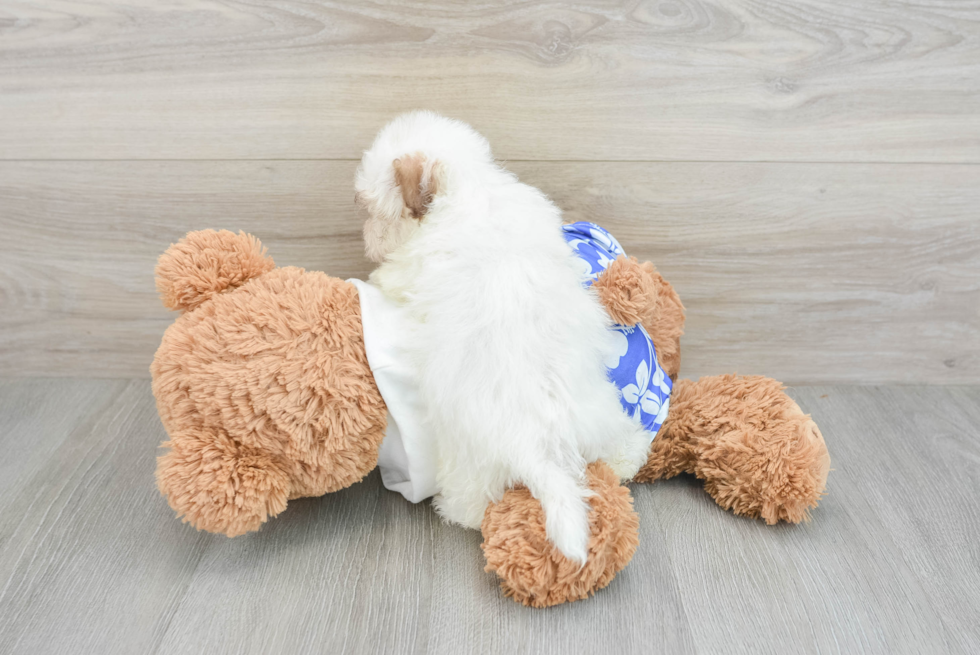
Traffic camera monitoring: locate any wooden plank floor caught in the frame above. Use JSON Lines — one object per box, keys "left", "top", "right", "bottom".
{"left": 1, "top": 379, "right": 978, "bottom": 655}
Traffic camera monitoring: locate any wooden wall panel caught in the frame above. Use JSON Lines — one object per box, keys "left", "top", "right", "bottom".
{"left": 2, "top": 160, "right": 976, "bottom": 383}
{"left": 0, "top": 0, "right": 978, "bottom": 161}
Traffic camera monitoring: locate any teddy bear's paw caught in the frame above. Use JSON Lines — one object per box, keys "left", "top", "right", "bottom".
{"left": 156, "top": 427, "right": 290, "bottom": 537}
{"left": 480, "top": 462, "right": 639, "bottom": 608}
{"left": 591, "top": 255, "right": 658, "bottom": 327}
{"left": 701, "top": 400, "right": 831, "bottom": 525}
{"left": 755, "top": 416, "right": 830, "bottom": 524}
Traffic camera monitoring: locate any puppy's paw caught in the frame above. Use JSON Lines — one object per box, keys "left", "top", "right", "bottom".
{"left": 603, "top": 425, "right": 653, "bottom": 482}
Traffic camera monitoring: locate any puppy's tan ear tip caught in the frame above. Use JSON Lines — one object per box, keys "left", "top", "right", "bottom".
{"left": 393, "top": 152, "right": 437, "bottom": 219}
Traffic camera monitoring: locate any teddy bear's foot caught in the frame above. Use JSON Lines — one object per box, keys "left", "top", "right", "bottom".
{"left": 634, "top": 374, "right": 830, "bottom": 524}
{"left": 156, "top": 427, "right": 291, "bottom": 537}
{"left": 480, "top": 462, "right": 639, "bottom": 608}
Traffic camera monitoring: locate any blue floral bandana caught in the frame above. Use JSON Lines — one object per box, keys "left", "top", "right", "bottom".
{"left": 562, "top": 222, "right": 672, "bottom": 440}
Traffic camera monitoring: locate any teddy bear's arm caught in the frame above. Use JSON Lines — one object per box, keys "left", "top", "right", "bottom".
{"left": 592, "top": 255, "right": 685, "bottom": 380}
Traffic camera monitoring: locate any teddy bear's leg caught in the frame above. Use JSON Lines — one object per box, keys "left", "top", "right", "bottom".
{"left": 634, "top": 374, "right": 830, "bottom": 524}
{"left": 156, "top": 427, "right": 291, "bottom": 537}
{"left": 480, "top": 462, "right": 639, "bottom": 608}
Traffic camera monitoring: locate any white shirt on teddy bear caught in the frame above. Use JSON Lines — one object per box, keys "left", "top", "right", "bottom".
{"left": 349, "top": 278, "right": 438, "bottom": 503}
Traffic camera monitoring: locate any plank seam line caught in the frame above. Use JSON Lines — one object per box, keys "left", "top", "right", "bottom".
{"left": 1, "top": 159, "right": 978, "bottom": 165}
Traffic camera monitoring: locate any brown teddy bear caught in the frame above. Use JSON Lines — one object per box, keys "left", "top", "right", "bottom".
{"left": 151, "top": 229, "right": 830, "bottom": 608}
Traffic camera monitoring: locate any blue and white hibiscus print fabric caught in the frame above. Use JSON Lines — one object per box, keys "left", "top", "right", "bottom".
{"left": 562, "top": 222, "right": 672, "bottom": 440}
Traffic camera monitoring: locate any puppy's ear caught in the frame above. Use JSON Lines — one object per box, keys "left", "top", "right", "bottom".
{"left": 393, "top": 152, "right": 443, "bottom": 220}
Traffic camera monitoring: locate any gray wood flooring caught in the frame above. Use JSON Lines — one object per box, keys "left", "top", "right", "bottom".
{"left": 1, "top": 379, "right": 978, "bottom": 655}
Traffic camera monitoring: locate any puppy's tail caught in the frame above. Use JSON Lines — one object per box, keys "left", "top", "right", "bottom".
{"left": 522, "top": 462, "right": 593, "bottom": 565}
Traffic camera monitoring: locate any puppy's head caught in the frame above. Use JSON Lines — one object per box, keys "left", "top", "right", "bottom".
{"left": 354, "top": 111, "right": 493, "bottom": 263}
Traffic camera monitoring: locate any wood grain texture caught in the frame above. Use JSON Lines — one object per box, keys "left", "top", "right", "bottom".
{"left": 1, "top": 160, "right": 977, "bottom": 383}
{"left": 1, "top": 379, "right": 979, "bottom": 654}
{"left": 0, "top": 379, "right": 214, "bottom": 655}
{"left": 0, "top": 0, "right": 978, "bottom": 161}
{"left": 648, "top": 385, "right": 980, "bottom": 654}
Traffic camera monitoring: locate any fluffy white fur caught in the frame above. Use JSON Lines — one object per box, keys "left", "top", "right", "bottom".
{"left": 354, "top": 111, "right": 650, "bottom": 564}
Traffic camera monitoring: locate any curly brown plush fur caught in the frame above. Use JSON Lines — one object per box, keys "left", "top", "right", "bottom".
{"left": 635, "top": 374, "right": 830, "bottom": 524}
{"left": 593, "top": 255, "right": 685, "bottom": 380}
{"left": 481, "top": 462, "right": 639, "bottom": 608}
{"left": 156, "top": 230, "right": 276, "bottom": 312}
{"left": 152, "top": 230, "right": 387, "bottom": 536}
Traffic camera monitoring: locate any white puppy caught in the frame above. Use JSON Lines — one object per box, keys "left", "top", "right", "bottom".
{"left": 354, "top": 111, "right": 650, "bottom": 563}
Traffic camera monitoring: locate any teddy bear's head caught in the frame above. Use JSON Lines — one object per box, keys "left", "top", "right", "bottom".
{"left": 152, "top": 230, "right": 387, "bottom": 536}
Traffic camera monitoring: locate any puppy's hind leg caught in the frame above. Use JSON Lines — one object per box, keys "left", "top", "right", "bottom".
{"left": 576, "top": 394, "right": 652, "bottom": 482}
{"left": 602, "top": 418, "right": 655, "bottom": 482}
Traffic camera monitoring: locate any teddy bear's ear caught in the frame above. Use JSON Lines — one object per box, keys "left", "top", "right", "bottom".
{"left": 155, "top": 230, "right": 274, "bottom": 312}
{"left": 393, "top": 152, "right": 444, "bottom": 220}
